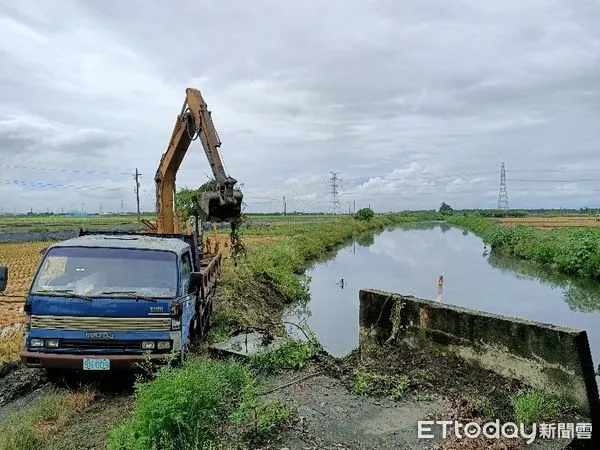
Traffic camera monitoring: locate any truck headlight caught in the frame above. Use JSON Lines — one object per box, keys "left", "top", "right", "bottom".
{"left": 171, "top": 318, "right": 181, "bottom": 331}
{"left": 45, "top": 339, "right": 59, "bottom": 348}
{"left": 30, "top": 338, "right": 44, "bottom": 347}
{"left": 156, "top": 341, "right": 171, "bottom": 350}
{"left": 141, "top": 341, "right": 155, "bottom": 350}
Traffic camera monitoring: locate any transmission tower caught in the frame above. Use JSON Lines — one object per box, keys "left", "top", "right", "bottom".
{"left": 329, "top": 172, "right": 341, "bottom": 214}
{"left": 497, "top": 162, "right": 509, "bottom": 210}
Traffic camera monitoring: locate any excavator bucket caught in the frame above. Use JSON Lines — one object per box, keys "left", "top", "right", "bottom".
{"left": 199, "top": 190, "right": 243, "bottom": 223}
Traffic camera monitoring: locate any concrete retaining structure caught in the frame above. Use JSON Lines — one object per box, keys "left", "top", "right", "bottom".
{"left": 359, "top": 288, "right": 599, "bottom": 422}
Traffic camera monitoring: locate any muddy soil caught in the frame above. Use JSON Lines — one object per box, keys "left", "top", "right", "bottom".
{"left": 338, "top": 341, "right": 525, "bottom": 422}
{"left": 0, "top": 363, "right": 48, "bottom": 411}
{"left": 261, "top": 363, "right": 448, "bottom": 449}
{"left": 258, "top": 359, "right": 574, "bottom": 449}
{"left": 40, "top": 394, "right": 133, "bottom": 450}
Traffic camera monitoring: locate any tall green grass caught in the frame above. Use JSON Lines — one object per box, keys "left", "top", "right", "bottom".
{"left": 107, "top": 359, "right": 251, "bottom": 449}
{"left": 511, "top": 388, "right": 574, "bottom": 426}
{"left": 106, "top": 358, "right": 297, "bottom": 449}
{"left": 448, "top": 215, "right": 600, "bottom": 280}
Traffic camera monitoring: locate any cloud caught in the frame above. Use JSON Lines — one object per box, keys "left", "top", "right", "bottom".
{"left": 0, "top": 0, "right": 599, "bottom": 213}
{"left": 0, "top": 114, "right": 127, "bottom": 158}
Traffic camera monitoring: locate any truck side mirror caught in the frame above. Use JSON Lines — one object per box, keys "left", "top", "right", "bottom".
{"left": 0, "top": 266, "right": 8, "bottom": 292}
{"left": 189, "top": 272, "right": 202, "bottom": 292}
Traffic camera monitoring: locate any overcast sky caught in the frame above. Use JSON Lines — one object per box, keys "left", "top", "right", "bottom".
{"left": 1, "top": 0, "right": 599, "bottom": 214}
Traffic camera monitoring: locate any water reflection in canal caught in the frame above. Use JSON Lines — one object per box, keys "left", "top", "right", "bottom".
{"left": 284, "top": 223, "right": 600, "bottom": 373}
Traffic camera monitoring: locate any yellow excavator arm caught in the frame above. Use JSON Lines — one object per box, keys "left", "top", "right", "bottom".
{"left": 151, "top": 88, "right": 243, "bottom": 234}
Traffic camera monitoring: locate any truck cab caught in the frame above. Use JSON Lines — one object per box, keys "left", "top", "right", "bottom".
{"left": 4, "top": 232, "right": 220, "bottom": 372}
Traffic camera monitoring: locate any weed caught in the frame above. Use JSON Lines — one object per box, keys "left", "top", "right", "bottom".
{"left": 352, "top": 369, "right": 410, "bottom": 401}
{"left": 230, "top": 396, "right": 298, "bottom": 444}
{"left": 249, "top": 339, "right": 317, "bottom": 376}
{"left": 511, "top": 388, "right": 573, "bottom": 426}
{"left": 207, "top": 309, "right": 248, "bottom": 344}
{"left": 107, "top": 358, "right": 253, "bottom": 450}
{"left": 107, "top": 357, "right": 298, "bottom": 449}
{"left": 409, "top": 369, "right": 435, "bottom": 381}
{"left": 0, "top": 388, "right": 95, "bottom": 450}
{"left": 420, "top": 393, "right": 438, "bottom": 402}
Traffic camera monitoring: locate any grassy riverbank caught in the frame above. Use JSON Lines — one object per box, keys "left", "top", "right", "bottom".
{"left": 217, "top": 212, "right": 442, "bottom": 331}
{"left": 448, "top": 214, "right": 600, "bottom": 280}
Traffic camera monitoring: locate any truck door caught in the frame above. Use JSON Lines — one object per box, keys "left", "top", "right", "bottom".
{"left": 180, "top": 251, "right": 196, "bottom": 347}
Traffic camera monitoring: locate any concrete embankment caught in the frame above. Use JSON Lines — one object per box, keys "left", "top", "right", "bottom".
{"left": 359, "top": 289, "right": 600, "bottom": 423}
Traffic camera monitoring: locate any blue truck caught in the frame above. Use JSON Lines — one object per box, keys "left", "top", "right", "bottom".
{"left": 0, "top": 230, "right": 221, "bottom": 371}
{"left": 0, "top": 86, "right": 243, "bottom": 371}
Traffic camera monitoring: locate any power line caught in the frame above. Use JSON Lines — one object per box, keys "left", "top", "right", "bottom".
{"left": 0, "top": 163, "right": 132, "bottom": 176}
{"left": 0, "top": 178, "right": 126, "bottom": 191}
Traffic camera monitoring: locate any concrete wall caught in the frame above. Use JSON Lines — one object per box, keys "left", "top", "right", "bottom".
{"left": 359, "top": 288, "right": 599, "bottom": 420}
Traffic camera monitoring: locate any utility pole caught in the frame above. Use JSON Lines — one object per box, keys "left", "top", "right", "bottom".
{"left": 353, "top": 200, "right": 356, "bottom": 214}
{"left": 497, "top": 162, "right": 509, "bottom": 210}
{"left": 283, "top": 196, "right": 286, "bottom": 215}
{"left": 120, "top": 200, "right": 124, "bottom": 215}
{"left": 134, "top": 168, "right": 142, "bottom": 220}
{"left": 348, "top": 201, "right": 351, "bottom": 215}
{"left": 329, "top": 172, "right": 341, "bottom": 214}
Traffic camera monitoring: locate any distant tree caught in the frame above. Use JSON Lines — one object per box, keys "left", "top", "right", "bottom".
{"left": 354, "top": 207, "right": 375, "bottom": 221}
{"left": 439, "top": 202, "right": 453, "bottom": 215}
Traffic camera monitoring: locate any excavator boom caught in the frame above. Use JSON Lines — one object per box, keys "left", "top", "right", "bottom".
{"left": 152, "top": 88, "right": 243, "bottom": 234}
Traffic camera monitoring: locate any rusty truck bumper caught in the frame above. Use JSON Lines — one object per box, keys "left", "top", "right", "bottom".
{"left": 21, "top": 351, "right": 171, "bottom": 370}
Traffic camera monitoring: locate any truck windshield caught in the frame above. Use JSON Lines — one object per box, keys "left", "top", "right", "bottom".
{"left": 30, "top": 246, "right": 178, "bottom": 298}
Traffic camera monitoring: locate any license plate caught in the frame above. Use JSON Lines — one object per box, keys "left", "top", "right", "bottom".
{"left": 83, "top": 358, "right": 110, "bottom": 371}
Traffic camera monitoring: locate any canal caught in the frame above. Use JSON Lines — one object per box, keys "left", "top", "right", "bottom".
{"left": 284, "top": 222, "right": 600, "bottom": 374}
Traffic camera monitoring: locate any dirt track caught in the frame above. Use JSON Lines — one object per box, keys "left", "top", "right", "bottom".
{"left": 500, "top": 216, "right": 600, "bottom": 228}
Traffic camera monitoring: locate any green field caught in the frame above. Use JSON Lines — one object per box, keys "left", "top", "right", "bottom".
{"left": 0, "top": 214, "right": 155, "bottom": 233}
{"left": 0, "top": 213, "right": 340, "bottom": 233}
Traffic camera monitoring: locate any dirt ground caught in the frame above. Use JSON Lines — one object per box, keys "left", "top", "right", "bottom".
{"left": 262, "top": 364, "right": 448, "bottom": 449}
{"left": 0, "top": 345, "right": 580, "bottom": 450}
{"left": 500, "top": 216, "right": 600, "bottom": 228}
{"left": 258, "top": 347, "right": 575, "bottom": 450}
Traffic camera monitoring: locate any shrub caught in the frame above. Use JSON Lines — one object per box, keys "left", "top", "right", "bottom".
{"left": 249, "top": 339, "right": 317, "bottom": 375}
{"left": 354, "top": 208, "right": 375, "bottom": 221}
{"left": 106, "top": 359, "right": 253, "bottom": 450}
